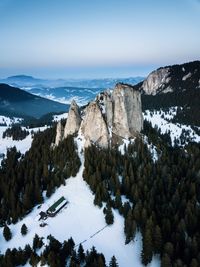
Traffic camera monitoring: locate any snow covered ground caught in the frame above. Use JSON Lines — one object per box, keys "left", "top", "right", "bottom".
{"left": 0, "top": 115, "right": 23, "bottom": 126}
{"left": 144, "top": 108, "right": 200, "bottom": 146}
{"left": 0, "top": 125, "right": 48, "bottom": 164}
{"left": 53, "top": 112, "right": 68, "bottom": 122}
{"left": 0, "top": 134, "right": 160, "bottom": 267}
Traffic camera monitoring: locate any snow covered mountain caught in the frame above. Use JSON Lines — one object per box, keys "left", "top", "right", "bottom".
{"left": 0, "top": 75, "right": 144, "bottom": 106}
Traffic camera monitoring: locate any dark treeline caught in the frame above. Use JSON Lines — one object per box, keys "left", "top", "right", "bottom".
{"left": 83, "top": 122, "right": 200, "bottom": 267}
{"left": 0, "top": 235, "right": 119, "bottom": 267}
{"left": 141, "top": 88, "right": 200, "bottom": 127}
{"left": 0, "top": 127, "right": 80, "bottom": 225}
{"left": 2, "top": 125, "right": 29, "bottom": 140}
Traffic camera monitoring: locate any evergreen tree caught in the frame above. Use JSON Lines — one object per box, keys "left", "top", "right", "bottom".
{"left": 78, "top": 244, "right": 85, "bottom": 263}
{"left": 109, "top": 255, "right": 119, "bottom": 267}
{"left": 105, "top": 205, "right": 114, "bottom": 225}
{"left": 21, "top": 223, "right": 28, "bottom": 236}
{"left": 3, "top": 225, "right": 12, "bottom": 241}
{"left": 141, "top": 228, "right": 153, "bottom": 265}
{"left": 33, "top": 234, "right": 43, "bottom": 251}
{"left": 153, "top": 225, "right": 162, "bottom": 253}
{"left": 161, "top": 253, "right": 172, "bottom": 267}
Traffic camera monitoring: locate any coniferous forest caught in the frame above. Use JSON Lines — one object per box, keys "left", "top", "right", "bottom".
{"left": 1, "top": 119, "right": 200, "bottom": 266}
{"left": 2, "top": 125, "right": 29, "bottom": 140}
{"left": 0, "top": 126, "right": 80, "bottom": 225}
{"left": 0, "top": 235, "right": 119, "bottom": 267}
{"left": 83, "top": 121, "right": 200, "bottom": 267}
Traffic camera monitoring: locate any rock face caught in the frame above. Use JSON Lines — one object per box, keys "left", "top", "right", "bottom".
{"left": 64, "top": 100, "right": 81, "bottom": 138}
{"left": 142, "top": 68, "right": 170, "bottom": 95}
{"left": 140, "top": 61, "right": 200, "bottom": 95}
{"left": 112, "top": 83, "right": 143, "bottom": 138}
{"left": 55, "top": 121, "right": 64, "bottom": 146}
{"left": 80, "top": 102, "right": 109, "bottom": 148}
{"left": 55, "top": 83, "right": 143, "bottom": 148}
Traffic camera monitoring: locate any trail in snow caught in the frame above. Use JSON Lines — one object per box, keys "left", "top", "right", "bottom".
{"left": 75, "top": 225, "right": 108, "bottom": 248}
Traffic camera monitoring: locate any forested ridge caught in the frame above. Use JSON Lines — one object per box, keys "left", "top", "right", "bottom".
{"left": 2, "top": 125, "right": 29, "bottom": 140}
{"left": 83, "top": 122, "right": 200, "bottom": 267}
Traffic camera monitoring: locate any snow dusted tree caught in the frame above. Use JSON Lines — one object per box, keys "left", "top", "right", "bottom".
{"left": 109, "top": 255, "right": 119, "bottom": 267}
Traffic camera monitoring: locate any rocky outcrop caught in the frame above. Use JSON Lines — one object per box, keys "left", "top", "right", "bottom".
{"left": 142, "top": 68, "right": 170, "bottom": 95}
{"left": 55, "top": 83, "right": 143, "bottom": 148}
{"left": 64, "top": 100, "right": 81, "bottom": 138}
{"left": 55, "top": 121, "right": 64, "bottom": 146}
{"left": 80, "top": 101, "right": 109, "bottom": 148}
{"left": 140, "top": 61, "right": 200, "bottom": 95}
{"left": 112, "top": 83, "right": 143, "bottom": 138}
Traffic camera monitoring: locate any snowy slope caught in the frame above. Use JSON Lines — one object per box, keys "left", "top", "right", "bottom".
{"left": 144, "top": 108, "right": 200, "bottom": 146}
{"left": 52, "top": 112, "right": 68, "bottom": 122}
{"left": 0, "top": 135, "right": 160, "bottom": 267}
{"left": 0, "top": 115, "right": 23, "bottom": 126}
{"left": 0, "top": 125, "right": 48, "bottom": 164}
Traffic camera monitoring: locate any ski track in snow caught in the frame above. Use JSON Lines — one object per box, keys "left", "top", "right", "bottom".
{"left": 0, "top": 133, "right": 160, "bottom": 267}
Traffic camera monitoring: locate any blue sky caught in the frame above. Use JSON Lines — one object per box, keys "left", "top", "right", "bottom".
{"left": 0, "top": 0, "right": 200, "bottom": 78}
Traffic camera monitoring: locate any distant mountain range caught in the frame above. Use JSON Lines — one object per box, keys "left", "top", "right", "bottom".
{"left": 0, "top": 83, "right": 68, "bottom": 119}
{"left": 0, "top": 75, "right": 144, "bottom": 88}
{"left": 0, "top": 75, "right": 144, "bottom": 106}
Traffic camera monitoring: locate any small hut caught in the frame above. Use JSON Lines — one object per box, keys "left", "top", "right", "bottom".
{"left": 47, "top": 196, "right": 68, "bottom": 217}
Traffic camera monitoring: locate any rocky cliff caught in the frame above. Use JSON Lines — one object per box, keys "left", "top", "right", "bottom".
{"left": 55, "top": 121, "right": 64, "bottom": 146}
{"left": 139, "top": 60, "right": 200, "bottom": 95}
{"left": 64, "top": 100, "right": 81, "bottom": 138}
{"left": 55, "top": 83, "right": 143, "bottom": 148}
{"left": 80, "top": 101, "right": 109, "bottom": 148}
{"left": 140, "top": 60, "right": 200, "bottom": 127}
{"left": 141, "top": 68, "right": 171, "bottom": 95}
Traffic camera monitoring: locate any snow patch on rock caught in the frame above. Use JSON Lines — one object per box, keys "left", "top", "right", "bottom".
{"left": 182, "top": 72, "right": 192, "bottom": 81}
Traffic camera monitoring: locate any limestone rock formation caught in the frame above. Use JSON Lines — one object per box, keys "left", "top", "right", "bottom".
{"left": 142, "top": 67, "right": 170, "bottom": 95}
{"left": 55, "top": 83, "right": 143, "bottom": 148}
{"left": 55, "top": 121, "right": 64, "bottom": 146}
{"left": 80, "top": 101, "right": 109, "bottom": 148}
{"left": 112, "top": 83, "right": 143, "bottom": 138}
{"left": 64, "top": 100, "right": 81, "bottom": 138}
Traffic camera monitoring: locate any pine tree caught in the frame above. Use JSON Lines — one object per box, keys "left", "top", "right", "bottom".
{"left": 105, "top": 205, "right": 114, "bottom": 225}
{"left": 3, "top": 225, "right": 12, "bottom": 241}
{"left": 153, "top": 225, "right": 162, "bottom": 253}
{"left": 109, "top": 255, "right": 119, "bottom": 267}
{"left": 33, "top": 234, "right": 43, "bottom": 251}
{"left": 161, "top": 253, "right": 172, "bottom": 267}
{"left": 78, "top": 244, "right": 85, "bottom": 263}
{"left": 21, "top": 223, "right": 28, "bottom": 236}
{"left": 141, "top": 228, "right": 153, "bottom": 265}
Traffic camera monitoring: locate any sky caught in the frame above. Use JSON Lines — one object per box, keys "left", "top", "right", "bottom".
{"left": 0, "top": 0, "right": 200, "bottom": 79}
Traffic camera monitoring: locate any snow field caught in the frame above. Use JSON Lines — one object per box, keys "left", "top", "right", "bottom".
{"left": 0, "top": 134, "right": 160, "bottom": 267}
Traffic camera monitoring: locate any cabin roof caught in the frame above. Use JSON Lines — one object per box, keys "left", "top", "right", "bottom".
{"left": 48, "top": 196, "right": 66, "bottom": 213}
